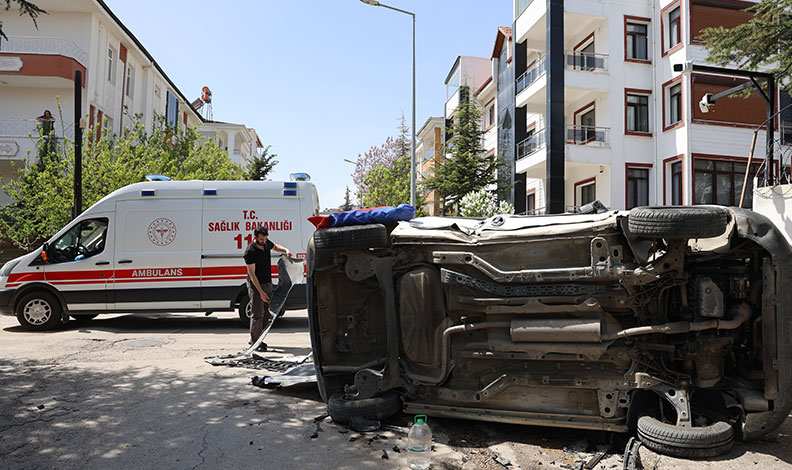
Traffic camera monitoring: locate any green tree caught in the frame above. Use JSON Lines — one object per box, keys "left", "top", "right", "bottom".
{"left": 339, "top": 186, "right": 353, "bottom": 211}
{"left": 423, "top": 87, "right": 503, "bottom": 213}
{"left": 701, "top": 0, "right": 792, "bottom": 92}
{"left": 362, "top": 153, "right": 411, "bottom": 207}
{"left": 245, "top": 145, "right": 279, "bottom": 180}
{"left": 1, "top": 1, "right": 47, "bottom": 40}
{"left": 0, "top": 114, "right": 244, "bottom": 248}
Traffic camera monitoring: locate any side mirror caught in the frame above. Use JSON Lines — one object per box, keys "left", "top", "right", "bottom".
{"left": 41, "top": 243, "right": 49, "bottom": 262}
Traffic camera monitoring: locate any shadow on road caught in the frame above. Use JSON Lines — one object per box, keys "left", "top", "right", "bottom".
{"left": 0, "top": 358, "right": 375, "bottom": 470}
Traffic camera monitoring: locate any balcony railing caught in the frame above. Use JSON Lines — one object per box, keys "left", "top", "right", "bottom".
{"left": 516, "top": 128, "right": 546, "bottom": 160}
{"left": 0, "top": 119, "right": 75, "bottom": 140}
{"left": 516, "top": 0, "right": 535, "bottom": 17}
{"left": 566, "top": 125, "right": 609, "bottom": 147}
{"left": 0, "top": 36, "right": 88, "bottom": 66}
{"left": 565, "top": 51, "right": 608, "bottom": 73}
{"left": 516, "top": 57, "right": 546, "bottom": 94}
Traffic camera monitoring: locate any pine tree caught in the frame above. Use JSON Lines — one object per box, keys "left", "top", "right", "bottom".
{"left": 702, "top": 0, "right": 792, "bottom": 92}
{"left": 1, "top": 1, "right": 46, "bottom": 39}
{"left": 246, "top": 145, "right": 279, "bottom": 181}
{"left": 340, "top": 186, "right": 353, "bottom": 211}
{"left": 423, "top": 87, "right": 502, "bottom": 213}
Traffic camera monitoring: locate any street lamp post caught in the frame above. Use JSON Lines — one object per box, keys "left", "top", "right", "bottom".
{"left": 359, "top": 0, "right": 416, "bottom": 208}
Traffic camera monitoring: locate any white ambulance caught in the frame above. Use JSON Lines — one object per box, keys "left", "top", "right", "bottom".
{"left": 0, "top": 180, "right": 319, "bottom": 330}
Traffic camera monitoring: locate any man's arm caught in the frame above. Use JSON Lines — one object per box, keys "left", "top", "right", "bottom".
{"left": 246, "top": 263, "right": 270, "bottom": 303}
{"left": 271, "top": 243, "right": 292, "bottom": 258}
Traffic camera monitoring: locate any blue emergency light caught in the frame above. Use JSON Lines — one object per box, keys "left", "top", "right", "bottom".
{"left": 204, "top": 189, "right": 217, "bottom": 196}
{"left": 141, "top": 189, "right": 156, "bottom": 197}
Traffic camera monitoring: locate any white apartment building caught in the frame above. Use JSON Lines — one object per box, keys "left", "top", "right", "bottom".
{"left": 416, "top": 116, "right": 444, "bottom": 215}
{"left": 0, "top": 0, "right": 260, "bottom": 205}
{"left": 512, "top": 0, "right": 789, "bottom": 214}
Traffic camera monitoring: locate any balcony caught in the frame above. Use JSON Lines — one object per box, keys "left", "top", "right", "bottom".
{"left": 0, "top": 36, "right": 87, "bottom": 66}
{"left": 516, "top": 52, "right": 608, "bottom": 111}
{"left": 0, "top": 119, "right": 75, "bottom": 140}
{"left": 516, "top": 126, "right": 610, "bottom": 176}
{"left": 566, "top": 125, "right": 609, "bottom": 147}
{"left": 516, "top": 57, "right": 546, "bottom": 95}
{"left": 516, "top": 128, "right": 546, "bottom": 160}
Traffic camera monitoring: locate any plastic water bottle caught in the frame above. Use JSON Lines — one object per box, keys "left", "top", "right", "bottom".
{"left": 407, "top": 415, "right": 432, "bottom": 469}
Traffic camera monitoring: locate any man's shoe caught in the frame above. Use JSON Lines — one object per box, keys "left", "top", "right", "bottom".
{"left": 249, "top": 342, "right": 268, "bottom": 352}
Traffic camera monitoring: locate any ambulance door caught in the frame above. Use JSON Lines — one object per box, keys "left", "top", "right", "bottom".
{"left": 43, "top": 215, "right": 113, "bottom": 312}
{"left": 112, "top": 199, "right": 203, "bottom": 311}
{"left": 200, "top": 192, "right": 299, "bottom": 309}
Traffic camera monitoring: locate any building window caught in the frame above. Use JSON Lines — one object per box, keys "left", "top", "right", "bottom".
{"left": 166, "top": 91, "right": 179, "bottom": 128}
{"left": 694, "top": 158, "right": 761, "bottom": 207}
{"left": 107, "top": 47, "right": 116, "bottom": 83}
{"left": 486, "top": 104, "right": 495, "bottom": 128}
{"left": 670, "top": 84, "right": 682, "bottom": 124}
{"left": 626, "top": 22, "right": 648, "bottom": 61}
{"left": 526, "top": 191, "right": 536, "bottom": 214}
{"left": 627, "top": 167, "right": 649, "bottom": 209}
{"left": 671, "top": 161, "right": 683, "bottom": 205}
{"left": 576, "top": 179, "right": 596, "bottom": 208}
{"left": 126, "top": 66, "right": 135, "bottom": 99}
{"left": 668, "top": 7, "right": 681, "bottom": 49}
{"left": 627, "top": 94, "right": 649, "bottom": 133}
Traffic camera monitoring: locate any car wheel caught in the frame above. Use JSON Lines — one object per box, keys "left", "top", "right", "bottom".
{"left": 70, "top": 314, "right": 99, "bottom": 322}
{"left": 16, "top": 291, "right": 62, "bottom": 331}
{"left": 238, "top": 294, "right": 252, "bottom": 325}
{"left": 327, "top": 391, "right": 402, "bottom": 425}
{"left": 636, "top": 416, "right": 734, "bottom": 459}
{"left": 628, "top": 206, "right": 729, "bottom": 239}
{"left": 313, "top": 224, "right": 388, "bottom": 251}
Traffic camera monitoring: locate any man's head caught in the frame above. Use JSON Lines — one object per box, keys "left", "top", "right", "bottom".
{"left": 253, "top": 225, "right": 268, "bottom": 246}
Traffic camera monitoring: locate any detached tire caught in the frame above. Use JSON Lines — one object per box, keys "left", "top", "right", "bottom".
{"left": 628, "top": 206, "right": 729, "bottom": 239}
{"left": 313, "top": 224, "right": 388, "bottom": 251}
{"left": 637, "top": 416, "right": 734, "bottom": 459}
{"left": 327, "top": 392, "right": 402, "bottom": 424}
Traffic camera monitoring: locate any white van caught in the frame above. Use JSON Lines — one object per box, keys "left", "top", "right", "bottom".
{"left": 0, "top": 180, "right": 319, "bottom": 330}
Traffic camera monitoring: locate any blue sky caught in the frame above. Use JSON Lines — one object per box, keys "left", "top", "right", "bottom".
{"left": 105, "top": 0, "right": 512, "bottom": 209}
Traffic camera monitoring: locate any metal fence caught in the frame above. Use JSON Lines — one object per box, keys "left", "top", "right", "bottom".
{"left": 516, "top": 128, "right": 546, "bottom": 160}
{"left": 516, "top": 57, "right": 546, "bottom": 94}
{"left": 0, "top": 119, "right": 75, "bottom": 140}
{"left": 566, "top": 126, "right": 609, "bottom": 147}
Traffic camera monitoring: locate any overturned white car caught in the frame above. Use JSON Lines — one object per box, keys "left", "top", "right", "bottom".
{"left": 307, "top": 206, "right": 792, "bottom": 458}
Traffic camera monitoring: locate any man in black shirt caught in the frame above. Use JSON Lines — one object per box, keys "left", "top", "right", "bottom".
{"left": 243, "top": 225, "right": 291, "bottom": 349}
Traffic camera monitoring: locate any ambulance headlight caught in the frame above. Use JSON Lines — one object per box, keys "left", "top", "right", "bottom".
{"left": 0, "top": 259, "right": 20, "bottom": 278}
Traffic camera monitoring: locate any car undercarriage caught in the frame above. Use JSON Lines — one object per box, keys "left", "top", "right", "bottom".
{"left": 307, "top": 206, "right": 792, "bottom": 458}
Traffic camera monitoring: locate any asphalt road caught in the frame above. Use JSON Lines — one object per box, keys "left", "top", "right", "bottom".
{"left": 1, "top": 310, "right": 791, "bottom": 470}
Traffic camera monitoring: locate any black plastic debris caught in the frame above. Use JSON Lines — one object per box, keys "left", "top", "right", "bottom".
{"left": 381, "top": 450, "right": 389, "bottom": 460}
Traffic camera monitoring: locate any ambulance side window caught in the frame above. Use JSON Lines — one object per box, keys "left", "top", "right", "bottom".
{"left": 52, "top": 218, "right": 109, "bottom": 263}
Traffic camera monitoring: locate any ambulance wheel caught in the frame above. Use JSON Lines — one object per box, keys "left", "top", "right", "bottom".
{"left": 238, "top": 294, "right": 252, "bottom": 325}
{"left": 16, "top": 291, "right": 62, "bottom": 331}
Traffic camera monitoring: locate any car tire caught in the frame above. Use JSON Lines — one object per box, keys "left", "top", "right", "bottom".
{"left": 70, "top": 314, "right": 98, "bottom": 322}
{"left": 238, "top": 293, "right": 251, "bottom": 325}
{"left": 313, "top": 224, "right": 388, "bottom": 251}
{"left": 628, "top": 206, "right": 729, "bottom": 239}
{"left": 637, "top": 416, "right": 734, "bottom": 459}
{"left": 327, "top": 391, "right": 403, "bottom": 425}
{"left": 16, "top": 291, "right": 62, "bottom": 331}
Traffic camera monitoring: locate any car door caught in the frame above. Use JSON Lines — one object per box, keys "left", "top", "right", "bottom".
{"left": 43, "top": 215, "right": 113, "bottom": 312}
{"left": 112, "top": 199, "right": 202, "bottom": 311}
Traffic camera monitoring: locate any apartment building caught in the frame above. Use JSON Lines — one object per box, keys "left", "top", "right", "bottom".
{"left": 416, "top": 117, "right": 444, "bottom": 215}
{"left": 512, "top": 0, "right": 788, "bottom": 214}
{"left": 0, "top": 0, "right": 259, "bottom": 205}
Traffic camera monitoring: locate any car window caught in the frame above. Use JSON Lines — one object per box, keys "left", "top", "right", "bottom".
{"left": 52, "top": 218, "right": 109, "bottom": 263}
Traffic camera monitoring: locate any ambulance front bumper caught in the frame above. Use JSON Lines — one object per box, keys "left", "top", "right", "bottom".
{"left": 0, "top": 288, "right": 13, "bottom": 316}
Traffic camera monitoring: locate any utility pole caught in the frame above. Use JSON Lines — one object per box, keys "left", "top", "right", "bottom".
{"left": 73, "top": 69, "right": 82, "bottom": 219}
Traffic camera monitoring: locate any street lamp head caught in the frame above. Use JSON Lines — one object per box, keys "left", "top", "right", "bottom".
{"left": 360, "top": 0, "right": 380, "bottom": 5}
